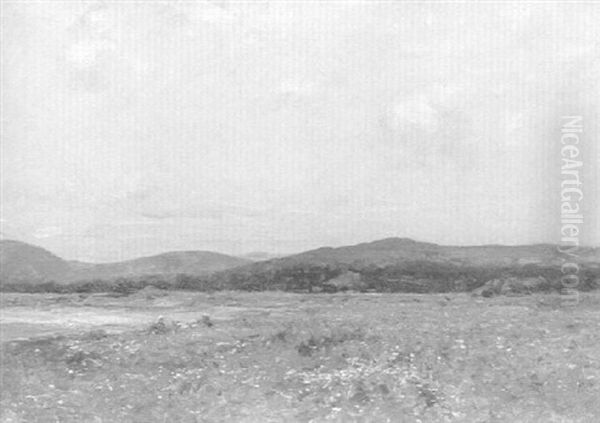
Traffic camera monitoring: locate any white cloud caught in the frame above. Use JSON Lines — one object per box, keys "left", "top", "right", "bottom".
{"left": 390, "top": 96, "right": 440, "bottom": 133}
{"left": 278, "top": 79, "right": 318, "bottom": 97}
{"left": 65, "top": 42, "right": 98, "bottom": 69}
{"left": 187, "top": 3, "right": 239, "bottom": 26}
{"left": 32, "top": 226, "right": 63, "bottom": 239}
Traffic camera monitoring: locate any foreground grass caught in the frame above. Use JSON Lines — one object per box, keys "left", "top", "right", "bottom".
{"left": 1, "top": 292, "right": 600, "bottom": 422}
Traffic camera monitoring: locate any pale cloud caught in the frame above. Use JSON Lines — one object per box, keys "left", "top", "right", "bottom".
{"left": 188, "top": 3, "right": 239, "bottom": 26}
{"left": 278, "top": 79, "right": 319, "bottom": 97}
{"left": 65, "top": 41, "right": 99, "bottom": 69}
{"left": 32, "top": 226, "right": 63, "bottom": 239}
{"left": 390, "top": 96, "right": 440, "bottom": 133}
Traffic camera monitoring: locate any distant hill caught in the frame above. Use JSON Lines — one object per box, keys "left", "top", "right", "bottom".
{"left": 68, "top": 251, "right": 250, "bottom": 281}
{"left": 221, "top": 237, "right": 599, "bottom": 271}
{"left": 207, "top": 238, "right": 600, "bottom": 292}
{"left": 2, "top": 238, "right": 598, "bottom": 292}
{"left": 0, "top": 240, "right": 250, "bottom": 286}
{"left": 240, "top": 251, "right": 282, "bottom": 261}
{"left": 0, "top": 240, "right": 71, "bottom": 285}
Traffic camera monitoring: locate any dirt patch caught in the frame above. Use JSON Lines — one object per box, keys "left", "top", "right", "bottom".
{"left": 0, "top": 293, "right": 283, "bottom": 341}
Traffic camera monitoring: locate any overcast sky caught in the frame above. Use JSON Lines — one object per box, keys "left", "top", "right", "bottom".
{"left": 1, "top": 1, "right": 599, "bottom": 262}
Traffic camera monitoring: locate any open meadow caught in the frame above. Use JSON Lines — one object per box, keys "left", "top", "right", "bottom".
{"left": 1, "top": 291, "right": 599, "bottom": 422}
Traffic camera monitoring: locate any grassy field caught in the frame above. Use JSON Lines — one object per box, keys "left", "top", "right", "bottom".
{"left": 1, "top": 291, "right": 599, "bottom": 422}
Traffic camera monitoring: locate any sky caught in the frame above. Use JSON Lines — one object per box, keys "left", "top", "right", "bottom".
{"left": 1, "top": 1, "right": 599, "bottom": 262}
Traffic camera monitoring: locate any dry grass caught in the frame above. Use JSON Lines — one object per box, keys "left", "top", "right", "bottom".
{"left": 1, "top": 292, "right": 600, "bottom": 422}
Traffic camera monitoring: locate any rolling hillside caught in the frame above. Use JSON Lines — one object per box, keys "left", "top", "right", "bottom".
{"left": 207, "top": 238, "right": 600, "bottom": 292}
{"left": 0, "top": 240, "right": 71, "bottom": 285}
{"left": 0, "top": 240, "right": 250, "bottom": 286}
{"left": 218, "top": 237, "right": 599, "bottom": 272}
{"left": 68, "top": 251, "right": 250, "bottom": 281}
{"left": 2, "top": 238, "right": 599, "bottom": 292}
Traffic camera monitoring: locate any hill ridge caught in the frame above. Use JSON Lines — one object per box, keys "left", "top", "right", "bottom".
{"left": 0, "top": 240, "right": 250, "bottom": 285}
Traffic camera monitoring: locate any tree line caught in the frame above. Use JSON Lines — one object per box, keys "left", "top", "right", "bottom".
{"left": 1, "top": 262, "right": 598, "bottom": 294}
